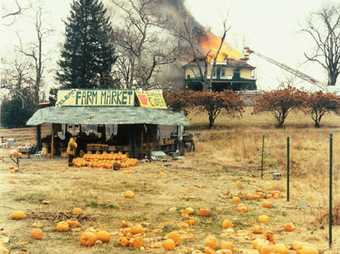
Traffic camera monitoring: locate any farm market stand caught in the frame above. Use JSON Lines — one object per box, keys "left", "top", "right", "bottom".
{"left": 26, "top": 89, "right": 189, "bottom": 162}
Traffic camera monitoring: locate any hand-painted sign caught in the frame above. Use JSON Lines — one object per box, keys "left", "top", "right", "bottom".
{"left": 56, "top": 89, "right": 135, "bottom": 107}
{"left": 135, "top": 89, "right": 167, "bottom": 109}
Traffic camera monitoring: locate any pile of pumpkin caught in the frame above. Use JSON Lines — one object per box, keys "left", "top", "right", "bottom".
{"left": 72, "top": 152, "right": 138, "bottom": 169}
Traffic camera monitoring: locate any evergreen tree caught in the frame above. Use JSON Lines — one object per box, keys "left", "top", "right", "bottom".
{"left": 57, "top": 0, "right": 117, "bottom": 88}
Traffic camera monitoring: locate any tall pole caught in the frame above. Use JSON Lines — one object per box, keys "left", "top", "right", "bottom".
{"left": 261, "top": 135, "right": 265, "bottom": 179}
{"left": 329, "top": 133, "right": 333, "bottom": 248}
{"left": 287, "top": 137, "right": 290, "bottom": 202}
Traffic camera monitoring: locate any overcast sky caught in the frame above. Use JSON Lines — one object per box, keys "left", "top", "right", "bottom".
{"left": 1, "top": 0, "right": 339, "bottom": 92}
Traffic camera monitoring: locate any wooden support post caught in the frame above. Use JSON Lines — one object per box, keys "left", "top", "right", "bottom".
{"left": 261, "top": 135, "right": 265, "bottom": 179}
{"left": 329, "top": 133, "right": 333, "bottom": 249}
{"left": 36, "top": 125, "right": 42, "bottom": 151}
{"left": 51, "top": 124, "right": 54, "bottom": 159}
{"left": 287, "top": 137, "right": 290, "bottom": 202}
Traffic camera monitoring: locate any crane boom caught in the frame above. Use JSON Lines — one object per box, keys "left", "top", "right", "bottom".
{"left": 244, "top": 47, "right": 327, "bottom": 91}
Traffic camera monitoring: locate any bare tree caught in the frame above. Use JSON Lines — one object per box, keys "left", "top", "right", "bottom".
{"left": 1, "top": 0, "right": 31, "bottom": 25}
{"left": 111, "top": 0, "right": 178, "bottom": 88}
{"left": 302, "top": 4, "right": 340, "bottom": 86}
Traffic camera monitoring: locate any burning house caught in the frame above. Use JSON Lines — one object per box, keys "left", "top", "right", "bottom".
{"left": 183, "top": 33, "right": 257, "bottom": 91}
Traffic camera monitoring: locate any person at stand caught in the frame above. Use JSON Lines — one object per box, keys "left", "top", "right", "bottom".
{"left": 66, "top": 137, "right": 77, "bottom": 166}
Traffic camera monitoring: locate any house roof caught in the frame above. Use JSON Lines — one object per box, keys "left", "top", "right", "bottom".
{"left": 26, "top": 106, "right": 189, "bottom": 126}
{"left": 183, "top": 58, "right": 255, "bottom": 69}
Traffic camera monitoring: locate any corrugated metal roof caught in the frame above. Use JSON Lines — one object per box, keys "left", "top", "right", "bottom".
{"left": 26, "top": 106, "right": 189, "bottom": 126}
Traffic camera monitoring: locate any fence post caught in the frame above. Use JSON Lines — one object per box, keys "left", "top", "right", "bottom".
{"left": 329, "top": 133, "right": 333, "bottom": 248}
{"left": 261, "top": 135, "right": 265, "bottom": 179}
{"left": 287, "top": 137, "right": 290, "bottom": 202}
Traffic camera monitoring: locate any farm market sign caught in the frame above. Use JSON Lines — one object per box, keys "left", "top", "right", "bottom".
{"left": 56, "top": 89, "right": 135, "bottom": 107}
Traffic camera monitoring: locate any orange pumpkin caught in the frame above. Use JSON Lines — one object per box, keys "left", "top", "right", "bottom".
{"left": 252, "top": 225, "right": 264, "bottom": 234}
{"left": 185, "top": 218, "right": 196, "bottom": 226}
{"left": 118, "top": 236, "right": 129, "bottom": 247}
{"left": 166, "top": 231, "right": 182, "bottom": 245}
{"left": 260, "top": 244, "right": 274, "bottom": 254}
{"left": 271, "top": 190, "right": 281, "bottom": 199}
{"left": 236, "top": 204, "right": 248, "bottom": 213}
{"left": 72, "top": 207, "right": 83, "bottom": 215}
{"left": 80, "top": 232, "right": 97, "bottom": 247}
{"left": 199, "top": 208, "right": 211, "bottom": 217}
{"left": 9, "top": 210, "right": 26, "bottom": 220}
{"left": 282, "top": 223, "right": 296, "bottom": 232}
{"left": 31, "top": 228, "right": 44, "bottom": 240}
{"left": 162, "top": 239, "right": 176, "bottom": 251}
{"left": 66, "top": 219, "right": 81, "bottom": 228}
{"left": 216, "top": 249, "right": 232, "bottom": 254}
{"left": 273, "top": 243, "right": 289, "bottom": 254}
{"left": 205, "top": 235, "right": 218, "bottom": 250}
{"left": 231, "top": 196, "right": 241, "bottom": 204}
{"left": 258, "top": 215, "right": 270, "bottom": 224}
{"left": 130, "top": 224, "right": 145, "bottom": 235}
{"left": 204, "top": 246, "right": 216, "bottom": 254}
{"left": 130, "top": 237, "right": 144, "bottom": 248}
{"left": 96, "top": 230, "right": 111, "bottom": 243}
{"left": 261, "top": 201, "right": 273, "bottom": 209}
{"left": 124, "top": 190, "right": 135, "bottom": 199}
{"left": 222, "top": 219, "right": 233, "bottom": 229}
{"left": 56, "top": 221, "right": 70, "bottom": 232}
{"left": 299, "top": 245, "right": 319, "bottom": 254}
{"left": 220, "top": 240, "right": 234, "bottom": 251}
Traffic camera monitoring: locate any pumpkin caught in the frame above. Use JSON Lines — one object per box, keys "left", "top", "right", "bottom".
{"left": 182, "top": 207, "right": 194, "bottom": 216}
{"left": 236, "top": 204, "right": 248, "bottom": 213}
{"left": 166, "top": 231, "right": 182, "bottom": 245}
{"left": 204, "top": 247, "right": 216, "bottom": 254}
{"left": 222, "top": 219, "right": 233, "bottom": 229}
{"left": 231, "top": 196, "right": 241, "bottom": 204}
{"left": 271, "top": 190, "right": 281, "bottom": 199}
{"left": 80, "top": 232, "right": 97, "bottom": 247}
{"left": 130, "top": 224, "right": 145, "bottom": 235}
{"left": 66, "top": 220, "right": 81, "bottom": 228}
{"left": 273, "top": 243, "right": 289, "bottom": 254}
{"left": 199, "top": 208, "right": 211, "bottom": 217}
{"left": 124, "top": 190, "right": 135, "bottom": 199}
{"left": 205, "top": 235, "right": 218, "bottom": 250}
{"left": 292, "top": 241, "right": 305, "bottom": 250}
{"left": 220, "top": 240, "right": 234, "bottom": 251}
{"left": 216, "top": 250, "right": 232, "bottom": 254}
{"left": 162, "top": 239, "right": 176, "bottom": 251}
{"left": 130, "top": 237, "right": 144, "bottom": 248}
{"left": 258, "top": 215, "right": 270, "bottom": 224}
{"left": 282, "top": 223, "right": 295, "bottom": 232}
{"left": 252, "top": 225, "right": 264, "bottom": 234}
{"left": 298, "top": 245, "right": 319, "bottom": 254}
{"left": 118, "top": 236, "right": 129, "bottom": 247}
{"left": 56, "top": 221, "right": 70, "bottom": 232}
{"left": 72, "top": 207, "right": 83, "bottom": 215}
{"left": 185, "top": 218, "right": 196, "bottom": 225}
{"left": 9, "top": 210, "right": 26, "bottom": 220}
{"left": 260, "top": 244, "right": 274, "bottom": 254}
{"left": 31, "top": 228, "right": 44, "bottom": 240}
{"left": 252, "top": 239, "right": 269, "bottom": 250}
{"left": 96, "top": 230, "right": 111, "bottom": 243}
{"left": 261, "top": 201, "right": 273, "bottom": 209}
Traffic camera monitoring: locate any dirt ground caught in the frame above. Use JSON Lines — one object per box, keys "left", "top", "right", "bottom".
{"left": 1, "top": 110, "right": 340, "bottom": 253}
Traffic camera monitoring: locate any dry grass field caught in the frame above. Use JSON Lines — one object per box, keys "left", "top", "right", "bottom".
{"left": 1, "top": 108, "right": 340, "bottom": 253}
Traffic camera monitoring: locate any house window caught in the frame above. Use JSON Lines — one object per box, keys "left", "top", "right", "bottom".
{"left": 233, "top": 69, "right": 241, "bottom": 79}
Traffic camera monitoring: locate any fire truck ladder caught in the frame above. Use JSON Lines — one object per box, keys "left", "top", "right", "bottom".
{"left": 244, "top": 47, "right": 327, "bottom": 91}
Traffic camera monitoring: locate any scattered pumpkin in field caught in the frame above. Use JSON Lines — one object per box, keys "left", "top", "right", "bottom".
{"left": 185, "top": 218, "right": 196, "bottom": 226}
{"left": 258, "top": 215, "right": 270, "bottom": 224}
{"left": 298, "top": 245, "right": 319, "bottom": 254}
{"left": 181, "top": 207, "right": 195, "bottom": 217}
{"left": 166, "top": 231, "right": 182, "bottom": 245}
{"left": 252, "top": 238, "right": 269, "bottom": 251}
{"left": 222, "top": 219, "right": 233, "bottom": 229}
{"left": 31, "top": 228, "right": 44, "bottom": 240}
{"left": 273, "top": 243, "right": 289, "bottom": 254}
{"left": 220, "top": 240, "right": 234, "bottom": 251}
{"left": 252, "top": 225, "right": 264, "bottom": 234}
{"left": 66, "top": 220, "right": 81, "bottom": 228}
{"left": 118, "top": 236, "right": 129, "bottom": 247}
{"left": 204, "top": 246, "right": 216, "bottom": 254}
{"left": 162, "top": 239, "right": 176, "bottom": 251}
{"left": 198, "top": 208, "right": 211, "bottom": 217}
{"left": 56, "top": 221, "right": 70, "bottom": 232}
{"left": 260, "top": 243, "right": 274, "bottom": 254}
{"left": 271, "top": 190, "right": 281, "bottom": 199}
{"left": 96, "top": 230, "right": 111, "bottom": 243}
{"left": 236, "top": 204, "right": 248, "bottom": 213}
{"left": 130, "top": 237, "right": 144, "bottom": 248}
{"left": 261, "top": 201, "right": 273, "bottom": 209}
{"left": 282, "top": 223, "right": 296, "bottom": 232}
{"left": 123, "top": 190, "right": 135, "bottom": 199}
{"left": 72, "top": 207, "right": 83, "bottom": 216}
{"left": 231, "top": 196, "right": 241, "bottom": 204}
{"left": 9, "top": 210, "right": 26, "bottom": 220}
{"left": 130, "top": 224, "right": 145, "bottom": 235}
{"left": 80, "top": 232, "right": 97, "bottom": 247}
{"left": 216, "top": 249, "right": 232, "bottom": 254}
{"left": 205, "top": 235, "right": 218, "bottom": 250}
